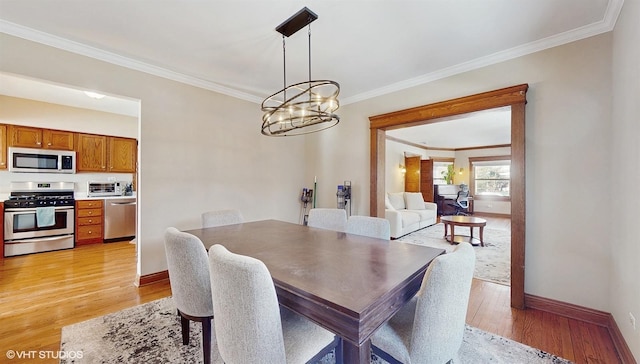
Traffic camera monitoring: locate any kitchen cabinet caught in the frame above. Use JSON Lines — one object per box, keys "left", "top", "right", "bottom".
{"left": 43, "top": 129, "right": 75, "bottom": 150}
{"left": 75, "top": 200, "right": 104, "bottom": 245}
{"left": 76, "top": 134, "right": 107, "bottom": 172}
{"left": 0, "top": 124, "right": 6, "bottom": 170}
{"left": 8, "top": 125, "right": 74, "bottom": 150}
{"left": 75, "top": 134, "right": 137, "bottom": 173}
{"left": 108, "top": 137, "right": 137, "bottom": 173}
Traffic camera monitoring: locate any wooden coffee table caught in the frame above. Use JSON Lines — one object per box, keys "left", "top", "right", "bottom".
{"left": 441, "top": 215, "right": 487, "bottom": 247}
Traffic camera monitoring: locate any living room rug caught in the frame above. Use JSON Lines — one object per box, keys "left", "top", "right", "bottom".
{"left": 397, "top": 223, "right": 511, "bottom": 285}
{"left": 60, "top": 297, "right": 572, "bottom": 364}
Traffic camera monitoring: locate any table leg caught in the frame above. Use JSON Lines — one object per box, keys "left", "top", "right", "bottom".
{"left": 451, "top": 225, "right": 455, "bottom": 245}
{"left": 443, "top": 222, "right": 448, "bottom": 238}
{"left": 479, "top": 226, "right": 485, "bottom": 247}
{"left": 342, "top": 339, "right": 371, "bottom": 364}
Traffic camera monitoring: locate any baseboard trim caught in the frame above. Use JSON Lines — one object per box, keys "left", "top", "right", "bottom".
{"left": 525, "top": 294, "right": 637, "bottom": 364}
{"left": 138, "top": 270, "right": 169, "bottom": 286}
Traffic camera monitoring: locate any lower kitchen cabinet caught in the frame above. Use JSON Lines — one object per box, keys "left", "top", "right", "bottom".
{"left": 76, "top": 200, "right": 104, "bottom": 245}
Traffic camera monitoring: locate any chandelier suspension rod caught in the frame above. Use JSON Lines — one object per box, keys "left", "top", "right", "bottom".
{"left": 282, "top": 35, "right": 287, "bottom": 103}
{"left": 308, "top": 25, "right": 312, "bottom": 84}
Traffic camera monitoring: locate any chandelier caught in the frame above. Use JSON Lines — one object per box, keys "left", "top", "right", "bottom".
{"left": 261, "top": 7, "right": 340, "bottom": 137}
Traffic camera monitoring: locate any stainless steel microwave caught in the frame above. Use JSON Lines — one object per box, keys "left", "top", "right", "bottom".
{"left": 8, "top": 147, "right": 76, "bottom": 173}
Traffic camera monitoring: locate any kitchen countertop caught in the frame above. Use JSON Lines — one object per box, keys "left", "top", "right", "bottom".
{"left": 75, "top": 192, "right": 137, "bottom": 200}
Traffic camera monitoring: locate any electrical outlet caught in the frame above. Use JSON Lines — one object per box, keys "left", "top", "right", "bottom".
{"left": 630, "top": 312, "right": 636, "bottom": 331}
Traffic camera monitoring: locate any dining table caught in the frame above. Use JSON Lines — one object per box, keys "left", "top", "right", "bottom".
{"left": 183, "top": 219, "right": 444, "bottom": 364}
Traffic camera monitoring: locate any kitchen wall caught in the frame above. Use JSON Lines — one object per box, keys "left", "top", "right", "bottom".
{"left": 0, "top": 95, "right": 137, "bottom": 196}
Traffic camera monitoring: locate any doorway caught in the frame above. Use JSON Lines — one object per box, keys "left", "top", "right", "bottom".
{"left": 368, "top": 84, "right": 528, "bottom": 309}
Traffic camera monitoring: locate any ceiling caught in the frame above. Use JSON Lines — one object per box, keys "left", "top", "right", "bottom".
{"left": 0, "top": 0, "right": 623, "bottom": 145}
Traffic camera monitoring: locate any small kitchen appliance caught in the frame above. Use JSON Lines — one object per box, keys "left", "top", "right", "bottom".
{"left": 87, "top": 181, "right": 127, "bottom": 197}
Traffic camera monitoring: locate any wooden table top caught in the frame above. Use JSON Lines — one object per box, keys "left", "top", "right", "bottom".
{"left": 441, "top": 215, "right": 487, "bottom": 226}
{"left": 184, "top": 219, "right": 444, "bottom": 346}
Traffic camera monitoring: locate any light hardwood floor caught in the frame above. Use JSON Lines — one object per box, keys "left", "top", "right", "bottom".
{"left": 0, "top": 232, "right": 621, "bottom": 363}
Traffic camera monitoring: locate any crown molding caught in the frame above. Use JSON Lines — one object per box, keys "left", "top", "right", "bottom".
{"left": 0, "top": 20, "right": 264, "bottom": 104}
{"left": 342, "top": 0, "right": 624, "bottom": 105}
{"left": 0, "top": 0, "right": 624, "bottom": 106}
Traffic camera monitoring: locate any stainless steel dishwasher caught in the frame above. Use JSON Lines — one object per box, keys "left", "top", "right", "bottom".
{"left": 104, "top": 197, "right": 137, "bottom": 240}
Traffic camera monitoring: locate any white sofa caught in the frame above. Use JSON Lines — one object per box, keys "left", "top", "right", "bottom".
{"left": 385, "top": 192, "right": 438, "bottom": 239}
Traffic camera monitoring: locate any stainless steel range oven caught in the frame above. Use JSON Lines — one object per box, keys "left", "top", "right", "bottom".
{"left": 3, "top": 182, "right": 75, "bottom": 257}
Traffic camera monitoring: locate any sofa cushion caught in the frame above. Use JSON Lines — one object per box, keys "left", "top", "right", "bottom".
{"left": 412, "top": 209, "right": 435, "bottom": 221}
{"left": 385, "top": 195, "right": 395, "bottom": 210}
{"left": 388, "top": 192, "right": 405, "bottom": 210}
{"left": 405, "top": 192, "right": 425, "bottom": 210}
{"left": 399, "top": 210, "right": 420, "bottom": 228}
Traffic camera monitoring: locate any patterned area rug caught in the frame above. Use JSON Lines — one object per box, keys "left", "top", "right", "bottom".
{"left": 398, "top": 223, "right": 511, "bottom": 285}
{"left": 60, "top": 297, "right": 572, "bottom": 364}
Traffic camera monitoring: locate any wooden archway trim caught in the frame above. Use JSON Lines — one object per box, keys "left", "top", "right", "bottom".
{"left": 369, "top": 84, "right": 528, "bottom": 309}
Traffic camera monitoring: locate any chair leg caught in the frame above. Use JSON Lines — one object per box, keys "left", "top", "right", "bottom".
{"left": 202, "top": 318, "right": 212, "bottom": 364}
{"left": 180, "top": 314, "right": 190, "bottom": 345}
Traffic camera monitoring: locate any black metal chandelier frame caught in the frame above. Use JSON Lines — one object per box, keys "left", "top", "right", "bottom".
{"left": 261, "top": 7, "right": 340, "bottom": 137}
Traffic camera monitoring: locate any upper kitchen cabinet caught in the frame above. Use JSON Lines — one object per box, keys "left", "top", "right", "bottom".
{"left": 8, "top": 125, "right": 74, "bottom": 150}
{"left": 43, "top": 129, "right": 75, "bottom": 150}
{"left": 75, "top": 133, "right": 137, "bottom": 173}
{"left": 0, "top": 124, "right": 7, "bottom": 169}
{"left": 108, "top": 137, "right": 137, "bottom": 173}
{"left": 76, "top": 133, "right": 107, "bottom": 172}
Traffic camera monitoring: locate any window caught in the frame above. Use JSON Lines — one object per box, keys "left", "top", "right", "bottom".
{"left": 470, "top": 157, "right": 510, "bottom": 199}
{"left": 432, "top": 160, "right": 453, "bottom": 185}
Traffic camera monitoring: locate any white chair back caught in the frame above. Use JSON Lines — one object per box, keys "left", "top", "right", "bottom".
{"left": 307, "top": 208, "right": 347, "bottom": 232}
{"left": 410, "top": 242, "right": 475, "bottom": 362}
{"left": 208, "top": 244, "right": 287, "bottom": 363}
{"left": 201, "top": 209, "right": 243, "bottom": 228}
{"left": 346, "top": 215, "right": 391, "bottom": 240}
{"left": 164, "top": 227, "right": 213, "bottom": 317}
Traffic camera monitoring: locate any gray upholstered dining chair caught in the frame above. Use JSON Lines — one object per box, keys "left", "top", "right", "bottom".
{"left": 164, "top": 227, "right": 214, "bottom": 364}
{"left": 307, "top": 208, "right": 347, "bottom": 232}
{"left": 371, "top": 242, "right": 475, "bottom": 364}
{"left": 208, "top": 244, "right": 337, "bottom": 364}
{"left": 346, "top": 215, "right": 391, "bottom": 240}
{"left": 201, "top": 209, "right": 243, "bottom": 228}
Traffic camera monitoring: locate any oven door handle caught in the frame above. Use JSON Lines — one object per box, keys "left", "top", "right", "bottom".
{"left": 4, "top": 206, "right": 74, "bottom": 213}
{"left": 5, "top": 235, "right": 75, "bottom": 244}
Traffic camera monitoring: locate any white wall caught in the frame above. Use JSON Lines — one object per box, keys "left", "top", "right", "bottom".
{"left": 0, "top": 95, "right": 138, "bottom": 138}
{"left": 611, "top": 0, "right": 640, "bottom": 358}
{"left": 0, "top": 33, "right": 306, "bottom": 278}
{"left": 309, "top": 33, "right": 613, "bottom": 314}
